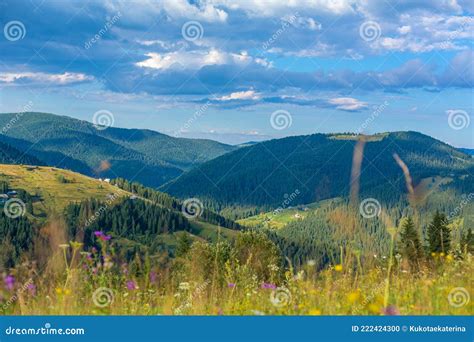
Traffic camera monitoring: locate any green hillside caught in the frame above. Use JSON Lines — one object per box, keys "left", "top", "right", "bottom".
{"left": 0, "top": 112, "right": 236, "bottom": 187}
{"left": 0, "top": 164, "right": 240, "bottom": 267}
{"left": 0, "top": 164, "right": 129, "bottom": 218}
{"left": 0, "top": 140, "right": 43, "bottom": 165}
{"left": 163, "top": 132, "right": 474, "bottom": 209}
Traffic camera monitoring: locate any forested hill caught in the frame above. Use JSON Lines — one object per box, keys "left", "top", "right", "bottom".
{"left": 0, "top": 164, "right": 241, "bottom": 267}
{"left": 163, "top": 131, "right": 474, "bottom": 208}
{"left": 0, "top": 112, "right": 236, "bottom": 187}
{"left": 0, "top": 140, "right": 43, "bottom": 166}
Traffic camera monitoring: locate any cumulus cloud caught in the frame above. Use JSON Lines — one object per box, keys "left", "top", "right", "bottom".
{"left": 328, "top": 97, "right": 368, "bottom": 111}
{"left": 105, "top": 0, "right": 228, "bottom": 22}
{"left": 217, "top": 90, "right": 261, "bottom": 101}
{"left": 0, "top": 0, "right": 472, "bottom": 104}
{"left": 136, "top": 50, "right": 270, "bottom": 71}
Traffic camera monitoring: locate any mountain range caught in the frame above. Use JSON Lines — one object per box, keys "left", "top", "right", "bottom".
{"left": 0, "top": 112, "right": 236, "bottom": 187}
{"left": 0, "top": 112, "right": 472, "bottom": 211}
{"left": 163, "top": 132, "right": 474, "bottom": 208}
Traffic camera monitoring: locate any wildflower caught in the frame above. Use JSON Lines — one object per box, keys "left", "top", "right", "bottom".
{"left": 367, "top": 303, "right": 380, "bottom": 314}
{"left": 149, "top": 271, "right": 157, "bottom": 284}
{"left": 26, "top": 282, "right": 36, "bottom": 296}
{"left": 446, "top": 255, "right": 454, "bottom": 262}
{"left": 431, "top": 252, "right": 437, "bottom": 257}
{"left": 55, "top": 287, "right": 63, "bottom": 295}
{"left": 64, "top": 288, "right": 71, "bottom": 296}
{"left": 439, "top": 252, "right": 445, "bottom": 257}
{"left": 178, "top": 282, "right": 190, "bottom": 291}
{"left": 94, "top": 231, "right": 112, "bottom": 241}
{"left": 347, "top": 291, "right": 360, "bottom": 304}
{"left": 121, "top": 263, "right": 129, "bottom": 275}
{"left": 227, "top": 283, "right": 236, "bottom": 288}
{"left": 261, "top": 283, "right": 277, "bottom": 290}
{"left": 294, "top": 271, "right": 304, "bottom": 280}
{"left": 308, "top": 308, "right": 321, "bottom": 315}
{"left": 307, "top": 259, "right": 316, "bottom": 267}
{"left": 126, "top": 280, "right": 137, "bottom": 290}
{"left": 334, "top": 264, "right": 343, "bottom": 272}
{"left": 383, "top": 305, "right": 400, "bottom": 316}
{"left": 4, "top": 275, "right": 15, "bottom": 291}
{"left": 268, "top": 264, "right": 279, "bottom": 272}
{"left": 70, "top": 241, "right": 83, "bottom": 250}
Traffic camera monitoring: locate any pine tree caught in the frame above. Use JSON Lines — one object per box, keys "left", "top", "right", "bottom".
{"left": 427, "top": 211, "right": 451, "bottom": 253}
{"left": 176, "top": 232, "right": 192, "bottom": 257}
{"left": 400, "top": 217, "right": 423, "bottom": 269}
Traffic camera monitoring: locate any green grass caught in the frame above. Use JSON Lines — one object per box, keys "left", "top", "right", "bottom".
{"left": 0, "top": 164, "right": 130, "bottom": 220}
{"left": 191, "top": 221, "right": 239, "bottom": 240}
{"left": 237, "top": 198, "right": 341, "bottom": 229}
{"left": 1, "top": 239, "right": 472, "bottom": 315}
{"left": 238, "top": 210, "right": 307, "bottom": 229}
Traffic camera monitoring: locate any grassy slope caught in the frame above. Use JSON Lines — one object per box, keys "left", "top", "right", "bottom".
{"left": 237, "top": 198, "right": 341, "bottom": 229}
{"left": 0, "top": 164, "right": 232, "bottom": 243}
{"left": 0, "top": 164, "right": 129, "bottom": 217}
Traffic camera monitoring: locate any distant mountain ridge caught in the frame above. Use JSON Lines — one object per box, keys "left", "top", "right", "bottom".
{"left": 0, "top": 140, "right": 43, "bottom": 166}
{"left": 459, "top": 148, "right": 474, "bottom": 156}
{"left": 163, "top": 131, "right": 474, "bottom": 208}
{"left": 0, "top": 112, "right": 236, "bottom": 187}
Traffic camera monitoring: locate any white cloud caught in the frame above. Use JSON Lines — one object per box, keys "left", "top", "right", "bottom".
{"left": 105, "top": 0, "right": 228, "bottom": 22}
{"left": 397, "top": 25, "right": 411, "bottom": 34}
{"left": 328, "top": 97, "right": 368, "bottom": 111}
{"left": 136, "top": 39, "right": 186, "bottom": 50}
{"left": 136, "top": 49, "right": 270, "bottom": 70}
{"left": 217, "top": 0, "right": 355, "bottom": 17}
{"left": 0, "top": 72, "right": 93, "bottom": 85}
{"left": 217, "top": 90, "right": 261, "bottom": 101}
{"left": 377, "top": 14, "right": 474, "bottom": 53}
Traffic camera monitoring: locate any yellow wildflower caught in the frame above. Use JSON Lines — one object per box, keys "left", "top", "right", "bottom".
{"left": 308, "top": 308, "right": 321, "bottom": 315}
{"left": 367, "top": 303, "right": 380, "bottom": 314}
{"left": 446, "top": 255, "right": 453, "bottom": 262}
{"left": 55, "top": 288, "right": 63, "bottom": 295}
{"left": 334, "top": 264, "right": 343, "bottom": 272}
{"left": 431, "top": 252, "right": 437, "bottom": 257}
{"left": 347, "top": 291, "right": 360, "bottom": 304}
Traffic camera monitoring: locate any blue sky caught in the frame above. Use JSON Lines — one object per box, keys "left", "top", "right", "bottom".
{"left": 0, "top": 0, "right": 472, "bottom": 146}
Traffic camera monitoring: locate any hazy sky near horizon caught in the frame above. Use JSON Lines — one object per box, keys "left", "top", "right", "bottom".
{"left": 0, "top": 0, "right": 472, "bottom": 146}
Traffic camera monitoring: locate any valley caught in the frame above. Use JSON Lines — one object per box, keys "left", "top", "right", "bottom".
{"left": 0, "top": 113, "right": 472, "bottom": 316}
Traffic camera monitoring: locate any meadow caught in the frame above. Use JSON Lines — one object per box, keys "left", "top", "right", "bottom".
{"left": 1, "top": 228, "right": 472, "bottom": 316}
